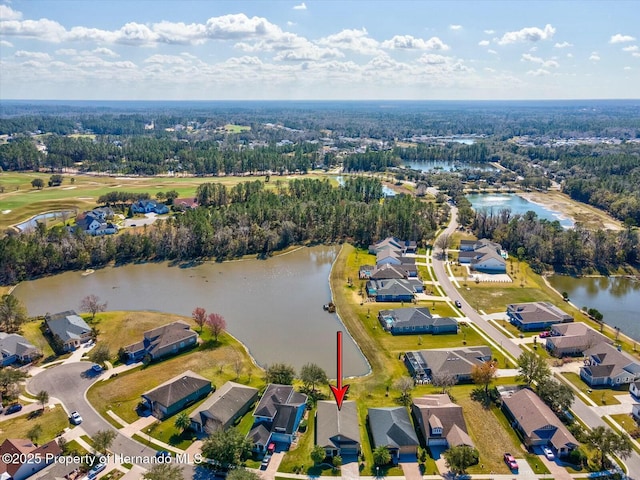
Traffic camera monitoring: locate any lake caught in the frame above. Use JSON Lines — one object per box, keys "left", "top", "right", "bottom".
{"left": 14, "top": 210, "right": 76, "bottom": 232}
{"left": 13, "top": 245, "right": 370, "bottom": 377}
{"left": 548, "top": 275, "right": 640, "bottom": 341}
{"left": 466, "top": 193, "right": 574, "bottom": 228}
{"left": 404, "top": 160, "right": 496, "bottom": 172}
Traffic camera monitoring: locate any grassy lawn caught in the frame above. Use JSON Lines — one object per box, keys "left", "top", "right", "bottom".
{"left": 19, "top": 318, "right": 56, "bottom": 360}
{"left": 66, "top": 439, "right": 90, "bottom": 455}
{"left": 561, "top": 372, "right": 623, "bottom": 406}
{"left": 0, "top": 405, "right": 69, "bottom": 443}
{"left": 86, "top": 313, "right": 263, "bottom": 423}
{"left": 223, "top": 124, "right": 251, "bottom": 133}
{"left": 609, "top": 413, "right": 638, "bottom": 435}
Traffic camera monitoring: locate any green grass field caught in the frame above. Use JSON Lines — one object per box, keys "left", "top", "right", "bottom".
{"left": 0, "top": 405, "right": 69, "bottom": 443}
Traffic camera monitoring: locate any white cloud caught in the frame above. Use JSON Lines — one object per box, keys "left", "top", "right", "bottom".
{"left": 521, "top": 53, "right": 558, "bottom": 68}
{"left": 624, "top": 66, "right": 631, "bottom": 70}
{"left": 293, "top": 2, "right": 307, "bottom": 10}
{"left": 554, "top": 41, "right": 573, "bottom": 48}
{"left": 144, "top": 54, "right": 189, "bottom": 65}
{"left": 478, "top": 40, "right": 490, "bottom": 47}
{"left": 610, "top": 34, "right": 636, "bottom": 44}
{"left": 287, "top": 21, "right": 296, "bottom": 26}
{"left": 633, "top": 52, "right": 640, "bottom": 58}
{"left": 566, "top": 53, "right": 573, "bottom": 58}
{"left": 484, "top": 67, "right": 496, "bottom": 72}
{"left": 93, "top": 47, "right": 119, "bottom": 57}
{"left": 527, "top": 68, "right": 550, "bottom": 76}
{"left": 497, "top": 24, "right": 555, "bottom": 45}
{"left": 488, "top": 49, "right": 497, "bottom": 55}
{"left": 381, "top": 35, "right": 449, "bottom": 50}
{"left": 55, "top": 48, "right": 77, "bottom": 55}
{"left": 318, "top": 28, "right": 381, "bottom": 55}
{"left": 449, "top": 24, "right": 462, "bottom": 31}
{"left": 589, "top": 52, "right": 600, "bottom": 61}
{"left": 622, "top": 45, "right": 638, "bottom": 52}
{"left": 15, "top": 50, "right": 51, "bottom": 61}
{"left": 484, "top": 29, "right": 495, "bottom": 35}
{"left": 0, "top": 39, "right": 13, "bottom": 47}
{"left": 274, "top": 45, "right": 344, "bottom": 61}
{"left": 0, "top": 5, "right": 22, "bottom": 21}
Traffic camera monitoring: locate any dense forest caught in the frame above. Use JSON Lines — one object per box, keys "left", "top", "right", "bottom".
{"left": 0, "top": 178, "right": 446, "bottom": 284}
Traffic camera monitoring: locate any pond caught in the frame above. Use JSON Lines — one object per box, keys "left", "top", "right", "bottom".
{"left": 466, "top": 193, "right": 574, "bottom": 228}
{"left": 14, "top": 210, "right": 76, "bottom": 232}
{"left": 548, "top": 275, "right": 640, "bottom": 341}
{"left": 13, "top": 245, "right": 370, "bottom": 377}
{"left": 404, "top": 160, "right": 496, "bottom": 172}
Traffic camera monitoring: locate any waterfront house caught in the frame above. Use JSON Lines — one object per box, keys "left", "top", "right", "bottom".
{"left": 545, "top": 323, "right": 610, "bottom": 357}
{"left": 141, "top": 370, "right": 212, "bottom": 419}
{"left": 0, "top": 438, "right": 62, "bottom": 480}
{"left": 45, "top": 310, "right": 92, "bottom": 351}
{"left": 502, "top": 388, "right": 578, "bottom": 457}
{"left": 190, "top": 381, "right": 259, "bottom": 435}
{"left": 123, "top": 321, "right": 198, "bottom": 361}
{"left": 366, "top": 278, "right": 423, "bottom": 302}
{"left": 378, "top": 308, "right": 457, "bottom": 335}
{"left": 412, "top": 394, "right": 474, "bottom": 449}
{"left": 368, "top": 407, "right": 419, "bottom": 463}
{"left": 248, "top": 384, "right": 308, "bottom": 452}
{"left": 131, "top": 199, "right": 169, "bottom": 214}
{"left": 507, "top": 302, "right": 573, "bottom": 331}
{"left": 316, "top": 400, "right": 361, "bottom": 458}
{"left": 632, "top": 403, "right": 640, "bottom": 421}
{"left": 0, "top": 333, "right": 40, "bottom": 366}
{"left": 580, "top": 343, "right": 640, "bottom": 387}
{"left": 404, "top": 346, "right": 492, "bottom": 383}
{"left": 76, "top": 209, "right": 118, "bottom": 236}
{"left": 458, "top": 239, "right": 507, "bottom": 274}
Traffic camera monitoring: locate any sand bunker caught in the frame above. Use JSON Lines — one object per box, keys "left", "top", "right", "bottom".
{"left": 62, "top": 186, "right": 77, "bottom": 190}
{"left": 1, "top": 210, "right": 11, "bottom": 214}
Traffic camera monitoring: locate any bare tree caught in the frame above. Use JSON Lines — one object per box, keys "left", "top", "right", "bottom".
{"left": 80, "top": 295, "right": 107, "bottom": 321}
{"left": 431, "top": 373, "right": 457, "bottom": 394}
{"left": 394, "top": 376, "right": 414, "bottom": 405}
{"left": 435, "top": 233, "right": 452, "bottom": 260}
{"left": 192, "top": 307, "right": 207, "bottom": 333}
{"left": 233, "top": 354, "right": 243, "bottom": 380}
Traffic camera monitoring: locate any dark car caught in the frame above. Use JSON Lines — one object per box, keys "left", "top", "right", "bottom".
{"left": 156, "top": 450, "right": 171, "bottom": 458}
{"left": 5, "top": 403, "right": 22, "bottom": 415}
{"left": 454, "top": 300, "right": 462, "bottom": 308}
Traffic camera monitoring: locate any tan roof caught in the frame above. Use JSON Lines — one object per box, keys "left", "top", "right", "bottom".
{"left": 412, "top": 394, "right": 474, "bottom": 447}
{"left": 507, "top": 302, "right": 573, "bottom": 325}
{"left": 0, "top": 439, "right": 61, "bottom": 476}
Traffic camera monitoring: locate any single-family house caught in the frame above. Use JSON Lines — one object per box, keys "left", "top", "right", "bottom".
{"left": 368, "top": 237, "right": 417, "bottom": 255}
{"left": 580, "top": 343, "right": 640, "bottom": 387}
{"left": 316, "top": 400, "right": 361, "bottom": 458}
{"left": 248, "top": 384, "right": 308, "bottom": 452}
{"left": 458, "top": 239, "right": 507, "bottom": 274}
{"left": 141, "top": 370, "right": 212, "bottom": 419}
{"left": 502, "top": 388, "right": 578, "bottom": 457}
{"left": 0, "top": 333, "right": 40, "bottom": 366}
{"left": 545, "top": 323, "right": 610, "bottom": 357}
{"left": 131, "top": 199, "right": 169, "bottom": 214}
{"left": 369, "top": 264, "right": 409, "bottom": 280}
{"left": 404, "top": 346, "right": 492, "bottom": 383}
{"left": 366, "top": 279, "right": 423, "bottom": 302}
{"left": 173, "top": 198, "right": 199, "bottom": 210}
{"left": 45, "top": 310, "right": 92, "bottom": 351}
{"left": 76, "top": 209, "right": 118, "bottom": 236}
{"left": 631, "top": 380, "right": 640, "bottom": 399}
{"left": 123, "top": 321, "right": 198, "bottom": 361}
{"left": 378, "top": 308, "right": 458, "bottom": 335}
{"left": 632, "top": 403, "right": 640, "bottom": 422}
{"left": 0, "top": 438, "right": 62, "bottom": 480}
{"left": 507, "top": 302, "right": 573, "bottom": 331}
{"left": 190, "top": 381, "right": 259, "bottom": 434}
{"left": 367, "top": 407, "right": 419, "bottom": 463}
{"left": 412, "top": 394, "right": 474, "bottom": 448}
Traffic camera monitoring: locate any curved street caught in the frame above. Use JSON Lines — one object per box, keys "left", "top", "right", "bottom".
{"left": 432, "top": 205, "right": 640, "bottom": 478}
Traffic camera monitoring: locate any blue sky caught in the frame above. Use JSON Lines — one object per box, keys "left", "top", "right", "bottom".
{"left": 0, "top": 1, "right": 638, "bottom": 100}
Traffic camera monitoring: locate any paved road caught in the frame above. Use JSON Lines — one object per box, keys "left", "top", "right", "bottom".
{"left": 432, "top": 205, "right": 640, "bottom": 478}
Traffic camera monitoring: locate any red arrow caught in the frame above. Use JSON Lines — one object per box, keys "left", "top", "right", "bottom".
{"left": 329, "top": 331, "right": 350, "bottom": 410}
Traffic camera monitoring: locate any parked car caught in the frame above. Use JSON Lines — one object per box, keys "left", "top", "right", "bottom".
{"left": 92, "top": 364, "right": 103, "bottom": 373}
{"left": 503, "top": 453, "right": 518, "bottom": 470}
{"left": 543, "top": 447, "right": 555, "bottom": 460}
{"left": 5, "top": 403, "right": 22, "bottom": 415}
{"left": 454, "top": 300, "right": 462, "bottom": 308}
{"left": 260, "top": 454, "right": 272, "bottom": 470}
{"left": 539, "top": 331, "right": 551, "bottom": 338}
{"left": 70, "top": 411, "right": 83, "bottom": 425}
{"left": 87, "top": 459, "right": 107, "bottom": 479}
{"left": 156, "top": 450, "right": 171, "bottom": 458}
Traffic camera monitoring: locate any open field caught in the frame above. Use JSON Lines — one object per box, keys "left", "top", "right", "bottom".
{"left": 223, "top": 124, "right": 251, "bottom": 133}
{"left": 0, "top": 405, "right": 69, "bottom": 443}
{"left": 86, "top": 312, "right": 263, "bottom": 424}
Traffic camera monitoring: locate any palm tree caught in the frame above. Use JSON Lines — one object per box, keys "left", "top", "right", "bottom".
{"left": 174, "top": 412, "right": 191, "bottom": 433}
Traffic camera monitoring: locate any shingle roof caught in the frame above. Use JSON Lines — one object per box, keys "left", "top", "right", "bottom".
{"left": 124, "top": 321, "right": 197, "bottom": 357}
{"left": 368, "top": 407, "right": 419, "bottom": 449}
{"left": 45, "top": 311, "right": 91, "bottom": 343}
{"left": 142, "top": 370, "right": 211, "bottom": 408}
{"left": 253, "top": 384, "right": 307, "bottom": 419}
{"left": 507, "top": 302, "right": 573, "bottom": 325}
{"left": 316, "top": 401, "right": 361, "bottom": 450}
{"left": 248, "top": 423, "right": 271, "bottom": 446}
{"left": 412, "top": 394, "right": 474, "bottom": 447}
{"left": 189, "top": 381, "right": 258, "bottom": 433}
{"left": 0, "top": 333, "right": 38, "bottom": 358}
{"left": 380, "top": 308, "right": 458, "bottom": 331}
{"left": 0, "top": 439, "right": 61, "bottom": 477}
{"left": 583, "top": 343, "right": 640, "bottom": 379}
{"left": 548, "top": 323, "right": 609, "bottom": 352}
{"left": 411, "top": 346, "right": 492, "bottom": 377}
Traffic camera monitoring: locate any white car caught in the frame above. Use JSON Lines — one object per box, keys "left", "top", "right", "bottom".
{"left": 70, "top": 411, "right": 83, "bottom": 425}
{"left": 543, "top": 447, "right": 555, "bottom": 460}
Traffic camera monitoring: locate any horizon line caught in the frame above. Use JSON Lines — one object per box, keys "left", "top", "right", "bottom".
{"left": 2, "top": 98, "right": 640, "bottom": 103}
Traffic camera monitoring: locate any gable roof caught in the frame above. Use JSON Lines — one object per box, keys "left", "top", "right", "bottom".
{"left": 369, "top": 279, "right": 422, "bottom": 296}
{"left": 409, "top": 346, "right": 492, "bottom": 378}
{"left": 380, "top": 308, "right": 457, "bottom": 331}
{"left": 45, "top": 310, "right": 91, "bottom": 343}
{"left": 583, "top": 343, "right": 640, "bottom": 379}
{"left": 507, "top": 302, "right": 573, "bottom": 325}
{"left": 412, "top": 394, "right": 474, "bottom": 447}
{"left": 190, "top": 381, "right": 258, "bottom": 431}
{"left": 253, "top": 384, "right": 307, "bottom": 419}
{"left": 0, "top": 333, "right": 38, "bottom": 358}
{"left": 502, "top": 388, "right": 578, "bottom": 450}
{"left": 0, "top": 439, "right": 61, "bottom": 477}
{"left": 548, "top": 323, "right": 610, "bottom": 351}
{"left": 125, "top": 321, "right": 197, "bottom": 356}
{"left": 316, "top": 401, "right": 361, "bottom": 449}
{"left": 142, "top": 370, "right": 211, "bottom": 408}
{"left": 368, "top": 407, "right": 419, "bottom": 449}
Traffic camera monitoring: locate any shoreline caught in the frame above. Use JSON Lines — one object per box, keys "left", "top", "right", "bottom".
{"left": 515, "top": 191, "right": 574, "bottom": 225}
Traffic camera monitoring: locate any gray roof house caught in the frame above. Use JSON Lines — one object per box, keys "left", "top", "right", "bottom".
{"left": 0, "top": 333, "right": 40, "bottom": 366}
{"left": 45, "top": 311, "right": 92, "bottom": 351}
{"left": 378, "top": 308, "right": 457, "bottom": 335}
{"left": 546, "top": 323, "right": 610, "bottom": 357}
{"left": 404, "top": 346, "right": 492, "bottom": 383}
{"left": 316, "top": 400, "right": 361, "bottom": 457}
{"left": 190, "top": 381, "right": 259, "bottom": 435}
{"left": 142, "top": 370, "right": 212, "bottom": 419}
{"left": 458, "top": 239, "right": 506, "bottom": 273}
{"left": 412, "top": 394, "right": 474, "bottom": 449}
{"left": 580, "top": 343, "right": 640, "bottom": 387}
{"left": 368, "top": 407, "right": 419, "bottom": 462}
{"left": 507, "top": 302, "right": 573, "bottom": 331}
{"left": 123, "top": 321, "right": 198, "bottom": 361}
{"left": 502, "top": 388, "right": 578, "bottom": 457}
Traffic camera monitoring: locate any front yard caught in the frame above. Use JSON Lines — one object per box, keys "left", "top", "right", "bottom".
{"left": 561, "top": 372, "right": 624, "bottom": 406}
{"left": 0, "top": 405, "right": 69, "bottom": 443}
